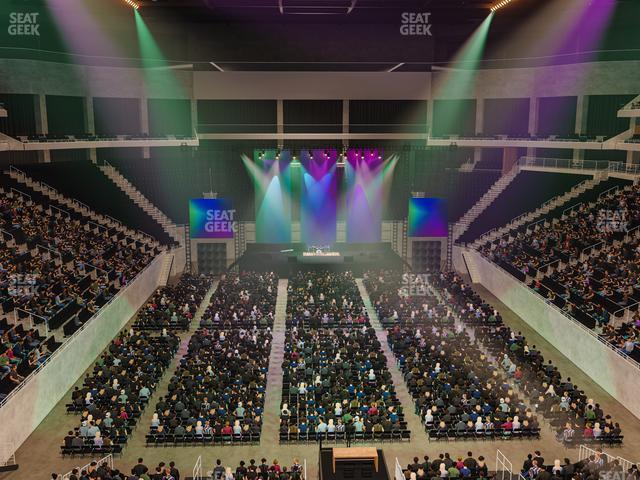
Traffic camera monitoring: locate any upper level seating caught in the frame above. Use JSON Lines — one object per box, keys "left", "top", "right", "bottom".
{"left": 133, "top": 274, "right": 212, "bottom": 331}
{"left": 0, "top": 174, "right": 156, "bottom": 401}
{"left": 285, "top": 271, "right": 366, "bottom": 328}
{"left": 458, "top": 172, "right": 590, "bottom": 244}
{"left": 200, "top": 272, "right": 278, "bottom": 329}
{"left": 20, "top": 162, "right": 173, "bottom": 244}
{"left": 448, "top": 171, "right": 501, "bottom": 223}
{"left": 479, "top": 179, "right": 640, "bottom": 360}
{"left": 364, "top": 271, "right": 540, "bottom": 442}
{"left": 432, "top": 271, "right": 624, "bottom": 446}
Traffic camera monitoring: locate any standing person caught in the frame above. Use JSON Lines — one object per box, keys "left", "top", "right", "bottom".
{"left": 213, "top": 460, "right": 225, "bottom": 480}
{"left": 345, "top": 419, "right": 355, "bottom": 447}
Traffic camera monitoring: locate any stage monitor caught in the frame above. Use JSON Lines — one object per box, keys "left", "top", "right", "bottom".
{"left": 408, "top": 197, "right": 448, "bottom": 237}
{"left": 189, "top": 198, "right": 236, "bottom": 239}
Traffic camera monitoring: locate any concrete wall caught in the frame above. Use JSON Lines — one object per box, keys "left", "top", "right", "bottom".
{"left": 1, "top": 59, "right": 639, "bottom": 100}
{"left": 0, "top": 253, "right": 165, "bottom": 461}
{"left": 461, "top": 248, "right": 640, "bottom": 420}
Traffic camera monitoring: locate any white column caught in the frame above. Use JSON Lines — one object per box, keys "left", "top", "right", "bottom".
{"left": 527, "top": 96, "right": 539, "bottom": 157}
{"left": 84, "top": 97, "right": 97, "bottom": 163}
{"left": 276, "top": 99, "right": 284, "bottom": 150}
{"left": 475, "top": 97, "right": 484, "bottom": 135}
{"left": 342, "top": 99, "right": 349, "bottom": 148}
{"left": 34, "top": 94, "right": 50, "bottom": 163}
{"left": 190, "top": 98, "right": 198, "bottom": 137}
{"left": 140, "top": 97, "right": 150, "bottom": 159}
{"left": 574, "top": 95, "right": 589, "bottom": 161}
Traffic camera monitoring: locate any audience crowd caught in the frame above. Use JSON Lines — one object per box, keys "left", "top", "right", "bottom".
{"left": 479, "top": 182, "right": 640, "bottom": 361}
{"left": 432, "top": 271, "right": 623, "bottom": 445}
{"left": 61, "top": 275, "right": 213, "bottom": 454}
{"left": 402, "top": 451, "right": 490, "bottom": 479}
{"left": 200, "top": 272, "right": 278, "bottom": 329}
{"left": 150, "top": 272, "right": 277, "bottom": 444}
{"left": 1, "top": 182, "right": 157, "bottom": 398}
{"left": 365, "top": 271, "right": 539, "bottom": 440}
{"left": 280, "top": 270, "right": 408, "bottom": 441}
{"left": 133, "top": 274, "right": 212, "bottom": 331}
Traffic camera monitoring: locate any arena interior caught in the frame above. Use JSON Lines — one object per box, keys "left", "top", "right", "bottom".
{"left": 1, "top": 0, "right": 640, "bottom": 479}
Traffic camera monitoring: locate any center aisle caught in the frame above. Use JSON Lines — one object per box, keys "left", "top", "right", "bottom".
{"left": 356, "top": 279, "right": 427, "bottom": 444}
{"left": 260, "top": 278, "right": 288, "bottom": 446}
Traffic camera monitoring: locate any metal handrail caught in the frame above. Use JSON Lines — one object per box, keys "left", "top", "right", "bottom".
{"left": 598, "top": 184, "right": 620, "bottom": 200}
{"left": 36, "top": 243, "right": 63, "bottom": 259}
{"left": 87, "top": 220, "right": 107, "bottom": 232}
{"left": 0, "top": 253, "right": 164, "bottom": 410}
{"left": 8, "top": 165, "right": 26, "bottom": 177}
{"left": 0, "top": 228, "right": 14, "bottom": 241}
{"left": 14, "top": 307, "right": 49, "bottom": 336}
{"left": 10, "top": 187, "right": 31, "bottom": 202}
{"left": 472, "top": 249, "right": 640, "bottom": 370}
{"left": 62, "top": 453, "right": 113, "bottom": 480}
{"left": 49, "top": 204, "right": 71, "bottom": 219}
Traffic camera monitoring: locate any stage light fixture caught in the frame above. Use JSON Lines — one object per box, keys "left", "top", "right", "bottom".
{"left": 122, "top": 0, "right": 140, "bottom": 9}
{"left": 490, "top": 0, "right": 515, "bottom": 12}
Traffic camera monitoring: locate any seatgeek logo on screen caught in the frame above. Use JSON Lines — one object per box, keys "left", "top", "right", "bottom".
{"left": 189, "top": 199, "right": 237, "bottom": 239}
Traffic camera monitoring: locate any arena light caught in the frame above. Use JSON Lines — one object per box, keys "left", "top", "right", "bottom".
{"left": 122, "top": 0, "right": 140, "bottom": 9}
{"left": 491, "top": 0, "right": 515, "bottom": 12}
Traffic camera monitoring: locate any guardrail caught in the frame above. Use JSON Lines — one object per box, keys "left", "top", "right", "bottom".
{"left": 10, "top": 187, "right": 31, "bottom": 202}
{"left": 469, "top": 249, "right": 640, "bottom": 371}
{"left": 50, "top": 204, "right": 71, "bottom": 219}
{"left": 62, "top": 453, "right": 113, "bottom": 480}
{"left": 519, "top": 157, "right": 612, "bottom": 171}
{"left": 0, "top": 253, "right": 164, "bottom": 411}
{"left": 0, "top": 228, "right": 14, "bottom": 241}
{"left": 14, "top": 307, "right": 50, "bottom": 337}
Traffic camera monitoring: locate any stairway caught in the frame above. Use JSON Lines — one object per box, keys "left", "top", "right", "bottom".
{"left": 260, "top": 278, "right": 288, "bottom": 446}
{"left": 157, "top": 253, "right": 175, "bottom": 287}
{"left": 99, "top": 163, "right": 182, "bottom": 244}
{"left": 470, "top": 176, "right": 600, "bottom": 248}
{"left": 453, "top": 165, "right": 521, "bottom": 242}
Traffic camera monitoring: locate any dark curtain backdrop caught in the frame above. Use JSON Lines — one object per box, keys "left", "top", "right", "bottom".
{"left": 432, "top": 99, "right": 476, "bottom": 137}
{"left": 46, "top": 95, "right": 86, "bottom": 136}
{"left": 349, "top": 100, "right": 428, "bottom": 133}
{"left": 283, "top": 100, "right": 342, "bottom": 133}
{"left": 483, "top": 98, "right": 530, "bottom": 136}
{"left": 0, "top": 94, "right": 37, "bottom": 137}
{"left": 537, "top": 96, "right": 577, "bottom": 137}
{"left": 148, "top": 99, "right": 192, "bottom": 136}
{"left": 93, "top": 97, "right": 141, "bottom": 136}
{"left": 197, "top": 100, "right": 277, "bottom": 133}
{"left": 586, "top": 94, "right": 635, "bottom": 137}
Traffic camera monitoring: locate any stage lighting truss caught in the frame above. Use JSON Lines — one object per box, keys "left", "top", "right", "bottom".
{"left": 122, "top": 0, "right": 140, "bottom": 9}
{"left": 490, "top": 0, "right": 515, "bottom": 12}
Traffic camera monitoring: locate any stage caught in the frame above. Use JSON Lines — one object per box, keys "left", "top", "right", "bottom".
{"left": 236, "top": 242, "right": 403, "bottom": 276}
